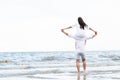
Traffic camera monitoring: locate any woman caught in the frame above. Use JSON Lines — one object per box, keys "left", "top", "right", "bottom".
{"left": 61, "top": 17, "right": 97, "bottom": 74}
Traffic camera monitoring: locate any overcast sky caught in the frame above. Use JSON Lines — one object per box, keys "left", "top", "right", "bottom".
{"left": 0, "top": 0, "right": 120, "bottom": 52}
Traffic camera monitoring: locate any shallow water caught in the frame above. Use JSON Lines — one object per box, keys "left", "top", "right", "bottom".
{"left": 0, "top": 51, "right": 120, "bottom": 80}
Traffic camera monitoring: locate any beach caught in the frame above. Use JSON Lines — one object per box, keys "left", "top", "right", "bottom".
{"left": 0, "top": 51, "right": 120, "bottom": 80}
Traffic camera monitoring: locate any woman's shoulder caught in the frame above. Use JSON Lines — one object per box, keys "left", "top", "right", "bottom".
{"left": 85, "top": 25, "right": 90, "bottom": 30}
{"left": 71, "top": 23, "right": 79, "bottom": 28}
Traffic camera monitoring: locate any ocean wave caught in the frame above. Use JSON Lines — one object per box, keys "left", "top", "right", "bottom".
{"left": 41, "top": 56, "right": 56, "bottom": 61}
{"left": 0, "top": 60, "right": 13, "bottom": 63}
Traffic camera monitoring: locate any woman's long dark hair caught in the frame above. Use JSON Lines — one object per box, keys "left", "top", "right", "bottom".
{"left": 78, "top": 17, "right": 87, "bottom": 30}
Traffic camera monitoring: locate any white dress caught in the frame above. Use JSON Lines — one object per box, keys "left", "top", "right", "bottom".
{"left": 68, "top": 24, "right": 91, "bottom": 53}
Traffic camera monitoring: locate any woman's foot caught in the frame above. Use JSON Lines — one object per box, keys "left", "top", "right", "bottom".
{"left": 84, "top": 70, "right": 86, "bottom": 75}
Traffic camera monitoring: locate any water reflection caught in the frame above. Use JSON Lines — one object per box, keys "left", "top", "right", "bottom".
{"left": 77, "top": 73, "right": 86, "bottom": 80}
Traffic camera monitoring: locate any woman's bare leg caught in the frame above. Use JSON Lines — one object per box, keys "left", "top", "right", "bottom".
{"left": 76, "top": 59, "right": 80, "bottom": 73}
{"left": 82, "top": 58, "right": 86, "bottom": 74}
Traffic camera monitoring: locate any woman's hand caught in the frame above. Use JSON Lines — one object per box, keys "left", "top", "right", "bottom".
{"left": 61, "top": 26, "right": 72, "bottom": 36}
{"left": 61, "top": 28, "right": 68, "bottom": 35}
{"left": 89, "top": 28, "right": 97, "bottom": 38}
{"left": 92, "top": 31, "right": 97, "bottom": 38}
{"left": 61, "top": 29, "right": 64, "bottom": 32}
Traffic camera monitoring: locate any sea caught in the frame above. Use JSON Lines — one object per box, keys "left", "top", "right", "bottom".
{"left": 0, "top": 51, "right": 120, "bottom": 80}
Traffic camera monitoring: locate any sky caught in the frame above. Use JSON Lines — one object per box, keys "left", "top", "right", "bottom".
{"left": 0, "top": 0, "right": 120, "bottom": 52}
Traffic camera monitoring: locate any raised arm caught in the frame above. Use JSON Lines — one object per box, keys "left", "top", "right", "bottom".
{"left": 61, "top": 26, "right": 72, "bottom": 36}
{"left": 89, "top": 27, "right": 97, "bottom": 38}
